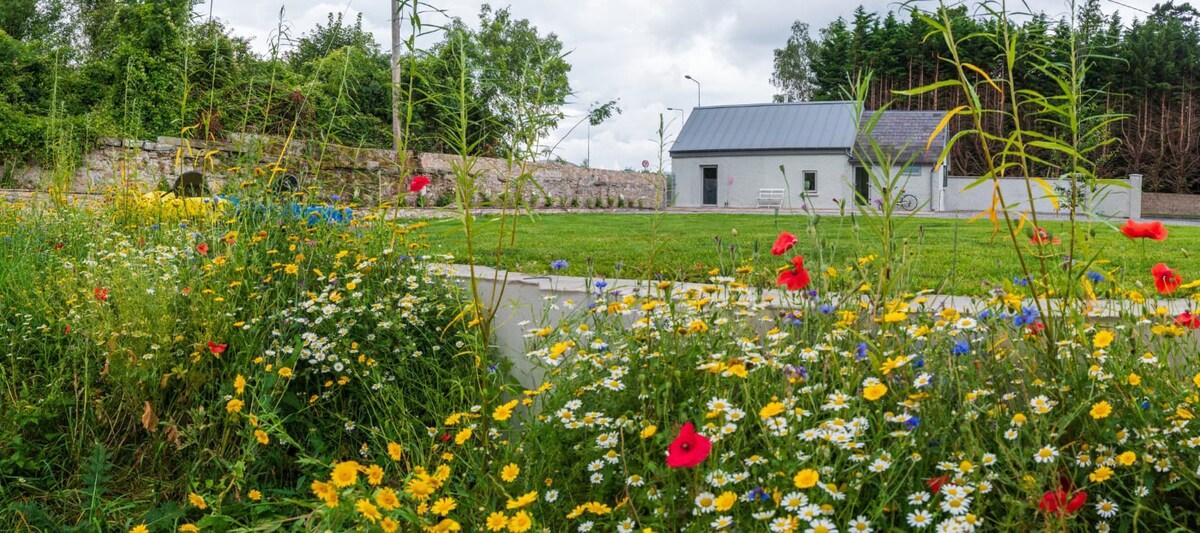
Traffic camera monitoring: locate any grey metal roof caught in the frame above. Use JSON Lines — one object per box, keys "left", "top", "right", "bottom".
{"left": 670, "top": 102, "right": 950, "bottom": 166}
{"left": 854, "top": 110, "right": 948, "bottom": 166}
{"left": 669, "top": 101, "right": 859, "bottom": 156}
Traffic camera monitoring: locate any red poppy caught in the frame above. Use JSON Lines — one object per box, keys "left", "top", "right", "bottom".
{"left": 1038, "top": 489, "right": 1087, "bottom": 515}
{"left": 1152, "top": 263, "right": 1182, "bottom": 294}
{"left": 54, "top": 243, "right": 64, "bottom": 250}
{"left": 207, "top": 340, "right": 227, "bottom": 355}
{"left": 1027, "top": 322, "right": 1045, "bottom": 336}
{"left": 1176, "top": 311, "right": 1200, "bottom": 329}
{"left": 409, "top": 175, "right": 431, "bottom": 193}
{"left": 666, "top": 422, "right": 712, "bottom": 468}
{"left": 1121, "top": 219, "right": 1168, "bottom": 241}
{"left": 439, "top": 433, "right": 452, "bottom": 442}
{"left": 926, "top": 474, "right": 950, "bottom": 494}
{"left": 196, "top": 243, "right": 209, "bottom": 255}
{"left": 771, "top": 232, "right": 798, "bottom": 256}
{"left": 93, "top": 287, "right": 109, "bottom": 301}
{"left": 776, "top": 256, "right": 811, "bottom": 291}
{"left": 1029, "top": 227, "right": 1060, "bottom": 245}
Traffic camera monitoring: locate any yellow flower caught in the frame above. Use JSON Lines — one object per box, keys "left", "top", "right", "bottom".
{"left": 501, "top": 463, "right": 520, "bottom": 483}
{"left": 1011, "top": 413, "right": 1027, "bottom": 426}
{"left": 179, "top": 525, "right": 200, "bottom": 532}
{"left": 759, "top": 401, "right": 785, "bottom": 419}
{"left": 714, "top": 491, "right": 737, "bottom": 511}
{"left": 507, "top": 510, "right": 533, "bottom": 533}
{"left": 388, "top": 441, "right": 403, "bottom": 461}
{"left": 429, "top": 519, "right": 462, "bottom": 532}
{"left": 330, "top": 460, "right": 361, "bottom": 487}
{"left": 188, "top": 492, "right": 207, "bottom": 510}
{"left": 431, "top": 496, "right": 457, "bottom": 516}
{"left": 725, "top": 363, "right": 748, "bottom": 378}
{"left": 882, "top": 311, "right": 907, "bottom": 323}
{"left": 454, "top": 428, "right": 472, "bottom": 445}
{"left": 405, "top": 476, "right": 435, "bottom": 500}
{"left": 254, "top": 429, "right": 269, "bottom": 445}
{"left": 365, "top": 464, "right": 385, "bottom": 485}
{"left": 129, "top": 525, "right": 149, "bottom": 533}
{"left": 284, "top": 264, "right": 299, "bottom": 275}
{"left": 225, "top": 398, "right": 244, "bottom": 414}
{"left": 375, "top": 487, "right": 401, "bottom": 511}
{"left": 640, "top": 425, "right": 657, "bottom": 439}
{"left": 1128, "top": 373, "right": 1142, "bottom": 386}
{"left": 493, "top": 399, "right": 519, "bottom": 421}
{"left": 1093, "top": 330, "right": 1114, "bottom": 349}
{"left": 1194, "top": 372, "right": 1200, "bottom": 388}
{"left": 234, "top": 374, "right": 245, "bottom": 395}
{"left": 248, "top": 490, "right": 262, "bottom": 501}
{"left": 1090, "top": 401, "right": 1113, "bottom": 419}
{"left": 381, "top": 517, "right": 400, "bottom": 533}
{"left": 793, "top": 468, "right": 820, "bottom": 489}
{"left": 277, "top": 367, "right": 293, "bottom": 378}
{"left": 355, "top": 498, "right": 383, "bottom": 523}
{"left": 1089, "top": 466, "right": 1114, "bottom": 483}
{"left": 506, "top": 491, "right": 538, "bottom": 509}
{"left": 486, "top": 512, "right": 509, "bottom": 531}
{"left": 311, "top": 480, "right": 339, "bottom": 507}
{"left": 1117, "top": 451, "right": 1137, "bottom": 466}
{"left": 863, "top": 383, "right": 888, "bottom": 401}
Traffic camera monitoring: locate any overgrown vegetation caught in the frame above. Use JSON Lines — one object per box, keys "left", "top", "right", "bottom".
{"left": 0, "top": 0, "right": 574, "bottom": 172}
{"left": 771, "top": 0, "right": 1200, "bottom": 193}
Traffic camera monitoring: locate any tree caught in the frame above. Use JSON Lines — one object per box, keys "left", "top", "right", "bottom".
{"left": 770, "top": 21, "right": 816, "bottom": 102}
{"left": 0, "top": 0, "right": 65, "bottom": 42}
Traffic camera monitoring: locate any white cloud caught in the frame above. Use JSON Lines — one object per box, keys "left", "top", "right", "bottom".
{"left": 197, "top": 0, "right": 1160, "bottom": 171}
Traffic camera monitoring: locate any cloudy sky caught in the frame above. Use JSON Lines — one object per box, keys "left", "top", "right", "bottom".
{"left": 195, "top": 0, "right": 1160, "bottom": 171}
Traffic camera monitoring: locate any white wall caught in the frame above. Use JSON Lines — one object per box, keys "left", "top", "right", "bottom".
{"left": 673, "top": 153, "right": 850, "bottom": 208}
{"left": 673, "top": 153, "right": 938, "bottom": 210}
{"left": 940, "top": 175, "right": 1141, "bottom": 218}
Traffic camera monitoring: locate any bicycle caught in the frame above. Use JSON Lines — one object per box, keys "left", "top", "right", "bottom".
{"left": 897, "top": 190, "right": 918, "bottom": 211}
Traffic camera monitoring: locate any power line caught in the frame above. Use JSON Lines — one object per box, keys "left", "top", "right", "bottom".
{"left": 1104, "top": 0, "right": 1153, "bottom": 16}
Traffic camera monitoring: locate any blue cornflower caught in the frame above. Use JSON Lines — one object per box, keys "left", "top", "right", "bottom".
{"left": 951, "top": 341, "right": 970, "bottom": 355}
{"left": 905, "top": 415, "right": 921, "bottom": 429}
{"left": 818, "top": 304, "right": 835, "bottom": 315}
{"left": 913, "top": 357, "right": 925, "bottom": 369}
{"left": 550, "top": 259, "right": 568, "bottom": 270}
{"left": 1013, "top": 276, "right": 1030, "bottom": 287}
{"left": 1012, "top": 306, "right": 1040, "bottom": 327}
{"left": 595, "top": 280, "right": 608, "bottom": 290}
{"left": 151, "top": 224, "right": 160, "bottom": 230}
{"left": 977, "top": 309, "right": 993, "bottom": 320}
{"left": 856, "top": 342, "right": 869, "bottom": 361}
{"left": 1086, "top": 271, "right": 1105, "bottom": 283}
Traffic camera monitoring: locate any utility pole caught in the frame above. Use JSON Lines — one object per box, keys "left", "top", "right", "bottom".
{"left": 391, "top": 0, "right": 402, "bottom": 152}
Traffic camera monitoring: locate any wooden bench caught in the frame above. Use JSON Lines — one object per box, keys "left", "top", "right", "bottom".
{"left": 756, "top": 188, "right": 785, "bottom": 208}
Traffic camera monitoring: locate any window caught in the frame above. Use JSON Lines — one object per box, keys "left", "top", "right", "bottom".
{"left": 803, "top": 170, "right": 817, "bottom": 193}
{"left": 900, "top": 166, "right": 921, "bottom": 176}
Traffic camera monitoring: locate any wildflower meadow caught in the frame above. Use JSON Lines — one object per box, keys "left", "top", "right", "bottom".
{"left": 4, "top": 1, "right": 1200, "bottom": 532}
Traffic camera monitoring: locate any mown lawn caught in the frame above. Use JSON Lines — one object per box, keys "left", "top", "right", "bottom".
{"left": 421, "top": 212, "right": 1199, "bottom": 295}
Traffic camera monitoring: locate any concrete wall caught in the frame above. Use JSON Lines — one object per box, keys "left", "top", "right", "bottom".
{"left": 4, "top": 136, "right": 666, "bottom": 208}
{"left": 1143, "top": 192, "right": 1200, "bottom": 217}
{"left": 672, "top": 152, "right": 939, "bottom": 210}
{"left": 940, "top": 175, "right": 1141, "bottom": 218}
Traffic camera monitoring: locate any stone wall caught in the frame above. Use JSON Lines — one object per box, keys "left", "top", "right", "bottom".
{"left": 3, "top": 136, "right": 665, "bottom": 208}
{"left": 1142, "top": 192, "right": 1200, "bottom": 217}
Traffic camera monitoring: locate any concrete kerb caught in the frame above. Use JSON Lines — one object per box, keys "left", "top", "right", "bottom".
{"left": 436, "top": 263, "right": 1195, "bottom": 378}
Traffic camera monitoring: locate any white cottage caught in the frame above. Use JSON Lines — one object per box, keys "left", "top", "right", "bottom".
{"left": 670, "top": 101, "right": 949, "bottom": 210}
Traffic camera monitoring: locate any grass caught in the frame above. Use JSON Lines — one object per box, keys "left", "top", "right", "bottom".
{"left": 422, "top": 212, "right": 1200, "bottom": 295}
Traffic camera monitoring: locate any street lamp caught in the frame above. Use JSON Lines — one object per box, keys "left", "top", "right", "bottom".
{"left": 666, "top": 107, "right": 686, "bottom": 124}
{"left": 684, "top": 75, "right": 700, "bottom": 107}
